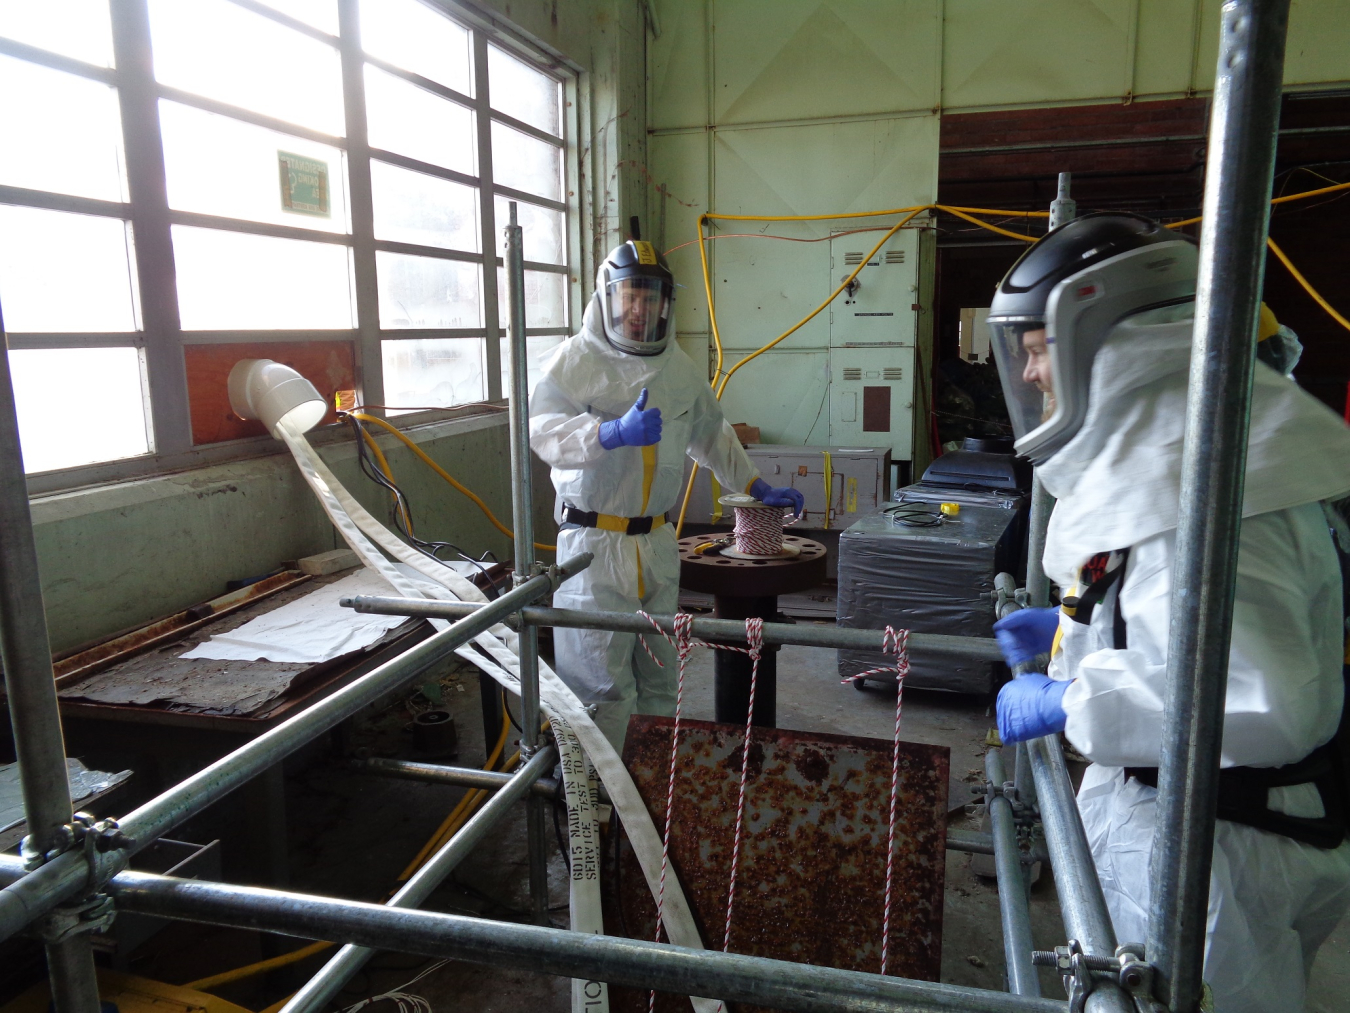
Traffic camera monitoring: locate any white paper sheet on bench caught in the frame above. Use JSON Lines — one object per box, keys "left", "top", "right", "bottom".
{"left": 180, "top": 567, "right": 411, "bottom": 664}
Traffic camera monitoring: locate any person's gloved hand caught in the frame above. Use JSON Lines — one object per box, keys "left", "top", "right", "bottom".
{"left": 992, "top": 607, "right": 1060, "bottom": 668}
{"left": 598, "top": 388, "right": 662, "bottom": 449}
{"left": 996, "top": 673, "right": 1069, "bottom": 744}
{"left": 750, "top": 477, "right": 805, "bottom": 518}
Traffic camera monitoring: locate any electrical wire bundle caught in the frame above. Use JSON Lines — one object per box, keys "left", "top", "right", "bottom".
{"left": 881, "top": 501, "right": 944, "bottom": 527}
{"left": 342, "top": 412, "right": 503, "bottom": 598}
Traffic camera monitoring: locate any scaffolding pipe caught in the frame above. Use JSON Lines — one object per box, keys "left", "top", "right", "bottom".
{"left": 282, "top": 745, "right": 559, "bottom": 1013}
{"left": 985, "top": 749, "right": 1038, "bottom": 997}
{"left": 0, "top": 314, "right": 102, "bottom": 1010}
{"left": 1013, "top": 171, "right": 1071, "bottom": 867}
{"left": 0, "top": 860, "right": 1069, "bottom": 1013}
{"left": 342, "top": 598, "right": 1007, "bottom": 662}
{"left": 504, "top": 200, "right": 550, "bottom": 924}
{"left": 0, "top": 554, "right": 593, "bottom": 945}
{"left": 354, "top": 756, "right": 574, "bottom": 801}
{"left": 354, "top": 758, "right": 1048, "bottom": 863}
{"left": 1021, "top": 171, "right": 1073, "bottom": 615}
{"left": 1025, "top": 737, "right": 1132, "bottom": 1013}
{"left": 1145, "top": 3, "right": 1290, "bottom": 1010}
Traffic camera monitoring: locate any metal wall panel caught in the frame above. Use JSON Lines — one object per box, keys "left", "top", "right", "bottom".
{"left": 711, "top": 116, "right": 939, "bottom": 218}
{"left": 717, "top": 348, "right": 831, "bottom": 446}
{"left": 648, "top": 0, "right": 709, "bottom": 129}
{"left": 650, "top": 132, "right": 712, "bottom": 338}
{"left": 942, "top": 0, "right": 1137, "bottom": 109}
{"left": 1285, "top": 0, "right": 1350, "bottom": 87}
{"left": 710, "top": 0, "right": 940, "bottom": 124}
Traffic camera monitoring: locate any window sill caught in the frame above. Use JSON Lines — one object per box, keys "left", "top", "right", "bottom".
{"left": 26, "top": 401, "right": 510, "bottom": 500}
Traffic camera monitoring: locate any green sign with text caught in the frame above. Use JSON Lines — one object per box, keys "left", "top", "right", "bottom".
{"left": 278, "top": 151, "right": 330, "bottom": 217}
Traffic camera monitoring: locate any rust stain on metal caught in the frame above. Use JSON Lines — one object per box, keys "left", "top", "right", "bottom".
{"left": 607, "top": 716, "right": 948, "bottom": 1012}
{"left": 677, "top": 535, "right": 827, "bottom": 597}
{"left": 50, "top": 571, "right": 311, "bottom": 689}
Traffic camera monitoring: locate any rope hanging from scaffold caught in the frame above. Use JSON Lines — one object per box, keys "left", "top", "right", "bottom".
{"left": 843, "top": 626, "right": 911, "bottom": 974}
{"left": 637, "top": 611, "right": 765, "bottom": 1013}
{"left": 638, "top": 613, "right": 911, "bottom": 980}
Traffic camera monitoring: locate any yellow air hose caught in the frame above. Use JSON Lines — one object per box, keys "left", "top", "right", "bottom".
{"left": 673, "top": 182, "right": 1350, "bottom": 536}
{"left": 350, "top": 411, "right": 556, "bottom": 552}
{"left": 183, "top": 703, "right": 517, "bottom": 992}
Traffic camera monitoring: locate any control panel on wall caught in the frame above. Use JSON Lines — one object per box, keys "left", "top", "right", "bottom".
{"left": 828, "top": 229, "right": 921, "bottom": 460}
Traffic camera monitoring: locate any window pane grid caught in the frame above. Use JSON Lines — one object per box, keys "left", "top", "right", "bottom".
{"left": 1, "top": 2, "right": 572, "bottom": 479}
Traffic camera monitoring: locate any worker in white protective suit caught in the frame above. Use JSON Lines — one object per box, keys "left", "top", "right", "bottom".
{"left": 529, "top": 237, "right": 804, "bottom": 749}
{"left": 986, "top": 212, "right": 1350, "bottom": 1013}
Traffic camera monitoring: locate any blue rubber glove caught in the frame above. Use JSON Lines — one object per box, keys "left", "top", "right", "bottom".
{"left": 750, "top": 477, "right": 805, "bottom": 518}
{"left": 598, "top": 388, "right": 662, "bottom": 449}
{"left": 992, "top": 607, "right": 1060, "bottom": 668}
{"left": 996, "top": 673, "right": 1070, "bottom": 744}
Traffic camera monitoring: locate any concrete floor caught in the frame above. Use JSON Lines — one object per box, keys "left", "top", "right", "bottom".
{"left": 118, "top": 637, "right": 1349, "bottom": 1011}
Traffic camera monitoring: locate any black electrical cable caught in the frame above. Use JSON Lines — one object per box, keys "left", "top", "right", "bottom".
{"left": 552, "top": 796, "right": 572, "bottom": 875}
{"left": 343, "top": 413, "right": 503, "bottom": 598}
{"left": 881, "top": 502, "right": 944, "bottom": 527}
{"left": 610, "top": 806, "right": 630, "bottom": 938}
{"left": 500, "top": 688, "right": 523, "bottom": 733}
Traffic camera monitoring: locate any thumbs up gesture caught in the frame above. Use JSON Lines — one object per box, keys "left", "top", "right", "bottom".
{"left": 598, "top": 388, "right": 663, "bottom": 449}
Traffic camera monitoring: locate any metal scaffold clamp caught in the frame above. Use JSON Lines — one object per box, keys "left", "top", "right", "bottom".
{"left": 27, "top": 892, "right": 117, "bottom": 944}
{"left": 1032, "top": 939, "right": 1161, "bottom": 1013}
{"left": 20, "top": 811, "right": 136, "bottom": 873}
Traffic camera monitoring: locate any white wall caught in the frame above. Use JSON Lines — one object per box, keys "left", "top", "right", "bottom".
{"left": 645, "top": 0, "right": 1350, "bottom": 451}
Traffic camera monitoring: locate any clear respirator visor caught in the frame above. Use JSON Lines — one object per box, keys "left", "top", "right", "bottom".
{"left": 605, "top": 277, "right": 673, "bottom": 347}
{"left": 988, "top": 319, "right": 1057, "bottom": 442}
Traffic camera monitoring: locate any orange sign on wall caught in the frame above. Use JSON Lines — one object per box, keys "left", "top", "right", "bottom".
{"left": 185, "top": 341, "right": 357, "bottom": 445}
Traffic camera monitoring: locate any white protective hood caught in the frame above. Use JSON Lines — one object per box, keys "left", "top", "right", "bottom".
{"left": 1038, "top": 304, "right": 1350, "bottom": 586}
{"left": 542, "top": 298, "right": 707, "bottom": 419}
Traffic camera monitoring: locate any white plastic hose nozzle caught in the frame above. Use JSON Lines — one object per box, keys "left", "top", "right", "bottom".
{"left": 227, "top": 358, "right": 327, "bottom": 438}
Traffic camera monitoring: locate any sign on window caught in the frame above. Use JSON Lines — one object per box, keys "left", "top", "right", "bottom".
{"left": 278, "top": 151, "right": 330, "bottom": 217}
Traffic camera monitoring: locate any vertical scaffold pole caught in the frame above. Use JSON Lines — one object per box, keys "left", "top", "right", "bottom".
{"left": 1015, "top": 172, "right": 1075, "bottom": 809}
{"left": 1146, "top": 3, "right": 1290, "bottom": 1010}
{"left": 0, "top": 311, "right": 102, "bottom": 1011}
{"left": 505, "top": 202, "right": 551, "bottom": 924}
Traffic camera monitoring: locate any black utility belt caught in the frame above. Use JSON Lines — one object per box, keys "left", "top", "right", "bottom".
{"left": 563, "top": 505, "right": 668, "bottom": 536}
{"left": 1126, "top": 742, "right": 1347, "bottom": 849}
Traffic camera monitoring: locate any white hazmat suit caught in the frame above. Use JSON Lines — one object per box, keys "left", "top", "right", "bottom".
{"left": 530, "top": 302, "right": 759, "bottom": 748}
{"left": 1039, "top": 305, "right": 1350, "bottom": 1012}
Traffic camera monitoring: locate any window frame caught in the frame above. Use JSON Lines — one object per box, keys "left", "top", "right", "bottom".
{"left": 0, "top": 0, "right": 579, "bottom": 495}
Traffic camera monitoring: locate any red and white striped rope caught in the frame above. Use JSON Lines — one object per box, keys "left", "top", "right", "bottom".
{"left": 637, "top": 614, "right": 906, "bottom": 983}
{"left": 841, "top": 625, "right": 911, "bottom": 975}
{"left": 731, "top": 504, "right": 796, "bottom": 556}
{"left": 638, "top": 611, "right": 697, "bottom": 1013}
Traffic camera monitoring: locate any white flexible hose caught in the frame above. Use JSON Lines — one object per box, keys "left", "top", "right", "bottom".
{"left": 277, "top": 421, "right": 719, "bottom": 1013}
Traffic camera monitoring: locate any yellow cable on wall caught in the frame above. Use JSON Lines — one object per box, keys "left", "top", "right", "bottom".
{"left": 351, "top": 411, "right": 556, "bottom": 553}
{"left": 673, "top": 182, "right": 1350, "bottom": 536}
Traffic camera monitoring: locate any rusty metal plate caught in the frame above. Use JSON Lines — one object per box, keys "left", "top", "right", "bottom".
{"left": 678, "top": 535, "right": 827, "bottom": 597}
{"left": 607, "top": 715, "right": 948, "bottom": 1011}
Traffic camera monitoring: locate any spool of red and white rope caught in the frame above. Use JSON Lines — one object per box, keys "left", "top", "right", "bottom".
{"left": 720, "top": 493, "right": 796, "bottom": 557}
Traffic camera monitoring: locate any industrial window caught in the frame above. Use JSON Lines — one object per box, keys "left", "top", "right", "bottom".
{"left": 0, "top": 0, "right": 574, "bottom": 484}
